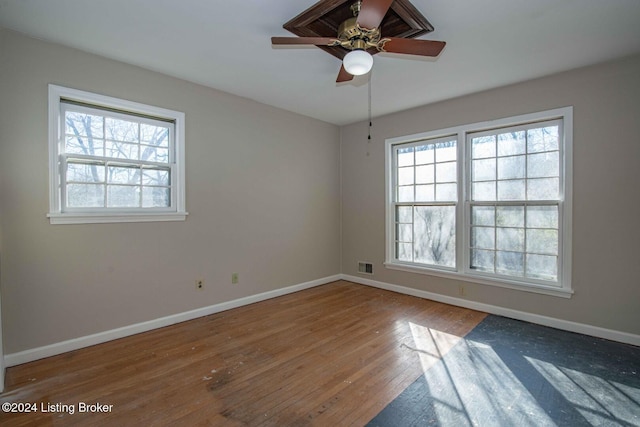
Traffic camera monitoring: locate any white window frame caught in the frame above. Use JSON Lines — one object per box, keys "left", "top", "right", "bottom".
{"left": 48, "top": 84, "right": 187, "bottom": 224}
{"left": 385, "top": 107, "right": 573, "bottom": 298}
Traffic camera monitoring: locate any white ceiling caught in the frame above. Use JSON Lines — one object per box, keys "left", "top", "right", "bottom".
{"left": 1, "top": 0, "right": 640, "bottom": 125}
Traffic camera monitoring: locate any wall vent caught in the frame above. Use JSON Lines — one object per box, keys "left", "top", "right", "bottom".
{"left": 358, "top": 262, "right": 373, "bottom": 275}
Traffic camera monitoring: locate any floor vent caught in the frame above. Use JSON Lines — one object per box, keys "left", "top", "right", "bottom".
{"left": 358, "top": 262, "right": 373, "bottom": 275}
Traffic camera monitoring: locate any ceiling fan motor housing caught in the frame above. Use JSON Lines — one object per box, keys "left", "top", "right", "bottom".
{"left": 337, "top": 16, "right": 382, "bottom": 51}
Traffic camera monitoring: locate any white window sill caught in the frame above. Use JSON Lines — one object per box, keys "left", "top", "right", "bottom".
{"left": 384, "top": 261, "right": 573, "bottom": 298}
{"left": 47, "top": 211, "right": 188, "bottom": 225}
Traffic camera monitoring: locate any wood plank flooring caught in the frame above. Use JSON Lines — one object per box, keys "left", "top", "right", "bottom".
{"left": 0, "top": 280, "right": 486, "bottom": 426}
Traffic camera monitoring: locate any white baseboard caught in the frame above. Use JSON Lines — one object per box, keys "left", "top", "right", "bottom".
{"left": 4, "top": 274, "right": 341, "bottom": 367}
{"left": 341, "top": 274, "right": 640, "bottom": 347}
{"left": 5, "top": 273, "right": 637, "bottom": 367}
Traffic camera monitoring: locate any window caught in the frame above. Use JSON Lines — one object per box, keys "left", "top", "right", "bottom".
{"left": 48, "top": 85, "right": 187, "bottom": 224}
{"left": 386, "top": 108, "right": 572, "bottom": 297}
{"left": 394, "top": 137, "right": 458, "bottom": 269}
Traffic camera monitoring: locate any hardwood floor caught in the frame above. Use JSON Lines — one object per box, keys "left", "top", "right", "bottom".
{"left": 0, "top": 281, "right": 486, "bottom": 426}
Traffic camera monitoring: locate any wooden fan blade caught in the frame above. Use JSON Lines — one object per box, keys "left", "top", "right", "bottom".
{"left": 379, "top": 38, "right": 446, "bottom": 57}
{"left": 336, "top": 64, "right": 354, "bottom": 83}
{"left": 271, "top": 36, "right": 338, "bottom": 46}
{"left": 357, "top": 0, "right": 394, "bottom": 30}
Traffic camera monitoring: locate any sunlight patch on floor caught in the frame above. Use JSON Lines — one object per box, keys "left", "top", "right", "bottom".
{"left": 527, "top": 357, "right": 640, "bottom": 426}
{"left": 409, "top": 322, "right": 555, "bottom": 426}
{"left": 407, "top": 322, "right": 462, "bottom": 372}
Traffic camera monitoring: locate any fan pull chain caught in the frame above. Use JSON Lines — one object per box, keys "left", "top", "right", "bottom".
{"left": 367, "top": 73, "right": 372, "bottom": 156}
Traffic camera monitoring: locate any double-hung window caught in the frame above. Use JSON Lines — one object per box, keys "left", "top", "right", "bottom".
{"left": 386, "top": 107, "right": 572, "bottom": 297}
{"left": 394, "top": 136, "right": 458, "bottom": 269}
{"left": 468, "top": 121, "right": 562, "bottom": 282}
{"left": 48, "top": 85, "right": 187, "bottom": 224}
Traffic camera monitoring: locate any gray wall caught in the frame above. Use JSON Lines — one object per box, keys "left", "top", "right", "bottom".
{"left": 1, "top": 27, "right": 639, "bottom": 358}
{"left": 341, "top": 54, "right": 640, "bottom": 335}
{"left": 0, "top": 29, "right": 341, "bottom": 354}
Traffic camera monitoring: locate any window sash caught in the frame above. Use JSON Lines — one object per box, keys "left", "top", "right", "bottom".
{"left": 465, "top": 201, "right": 561, "bottom": 285}
{"left": 467, "top": 119, "right": 563, "bottom": 203}
{"left": 61, "top": 102, "right": 174, "bottom": 163}
{"left": 394, "top": 202, "right": 457, "bottom": 270}
{"left": 60, "top": 155, "right": 174, "bottom": 212}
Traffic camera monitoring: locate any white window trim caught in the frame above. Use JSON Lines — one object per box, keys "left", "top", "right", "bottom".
{"left": 385, "top": 107, "right": 573, "bottom": 298}
{"left": 47, "top": 84, "right": 188, "bottom": 224}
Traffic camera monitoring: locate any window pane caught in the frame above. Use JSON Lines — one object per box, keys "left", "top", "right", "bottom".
{"left": 528, "top": 152, "right": 559, "bottom": 178}
{"left": 415, "top": 184, "right": 434, "bottom": 202}
{"left": 108, "top": 166, "right": 140, "bottom": 185}
{"left": 498, "top": 155, "right": 525, "bottom": 180}
{"left": 397, "top": 147, "right": 414, "bottom": 167}
{"left": 415, "top": 145, "right": 434, "bottom": 165}
{"left": 67, "top": 184, "right": 104, "bottom": 207}
{"left": 413, "top": 206, "right": 456, "bottom": 267}
{"left": 436, "top": 162, "right": 456, "bottom": 183}
{"left": 142, "top": 187, "right": 170, "bottom": 208}
{"left": 472, "top": 206, "right": 495, "bottom": 226}
{"left": 397, "top": 224, "right": 413, "bottom": 242}
{"left": 527, "top": 178, "right": 559, "bottom": 200}
{"left": 496, "top": 251, "right": 524, "bottom": 276}
{"left": 397, "top": 243, "right": 412, "bottom": 261}
{"left": 526, "top": 254, "right": 558, "bottom": 281}
{"left": 140, "top": 124, "right": 169, "bottom": 147}
{"left": 497, "top": 131, "right": 526, "bottom": 156}
{"left": 105, "top": 141, "right": 139, "bottom": 160}
{"left": 435, "top": 183, "right": 456, "bottom": 201}
{"left": 471, "top": 226, "right": 494, "bottom": 250}
{"left": 526, "top": 206, "right": 558, "bottom": 228}
{"left": 107, "top": 185, "right": 139, "bottom": 207}
{"left": 67, "top": 162, "right": 105, "bottom": 183}
{"left": 105, "top": 117, "right": 138, "bottom": 143}
{"left": 398, "top": 186, "right": 414, "bottom": 202}
{"left": 142, "top": 169, "right": 170, "bottom": 186}
{"left": 435, "top": 142, "right": 456, "bottom": 162}
{"left": 65, "top": 135, "right": 104, "bottom": 156}
{"left": 398, "top": 166, "right": 414, "bottom": 185}
{"left": 526, "top": 229, "right": 559, "bottom": 255}
{"left": 527, "top": 126, "right": 559, "bottom": 153}
{"left": 497, "top": 228, "right": 525, "bottom": 252}
{"left": 496, "top": 206, "right": 524, "bottom": 227}
{"left": 471, "top": 249, "right": 494, "bottom": 272}
{"left": 397, "top": 206, "right": 412, "bottom": 223}
{"left": 141, "top": 145, "right": 169, "bottom": 164}
{"left": 415, "top": 165, "right": 434, "bottom": 184}
{"left": 472, "top": 182, "right": 496, "bottom": 201}
{"left": 65, "top": 111, "right": 103, "bottom": 138}
{"left": 472, "top": 136, "right": 495, "bottom": 159}
{"left": 472, "top": 158, "right": 496, "bottom": 181}
{"left": 497, "top": 180, "right": 525, "bottom": 201}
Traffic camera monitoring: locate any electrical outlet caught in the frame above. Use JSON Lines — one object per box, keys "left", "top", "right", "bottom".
{"left": 196, "top": 279, "right": 204, "bottom": 290}
{"left": 458, "top": 285, "right": 466, "bottom": 297}
{"left": 231, "top": 273, "right": 239, "bottom": 285}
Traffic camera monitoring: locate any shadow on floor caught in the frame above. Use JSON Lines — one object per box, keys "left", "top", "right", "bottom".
{"left": 368, "top": 315, "right": 640, "bottom": 427}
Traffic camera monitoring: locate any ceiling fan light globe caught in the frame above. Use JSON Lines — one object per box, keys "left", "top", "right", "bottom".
{"left": 343, "top": 49, "right": 373, "bottom": 76}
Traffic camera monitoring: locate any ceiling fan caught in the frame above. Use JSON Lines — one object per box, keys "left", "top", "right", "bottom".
{"left": 271, "top": 0, "right": 446, "bottom": 82}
